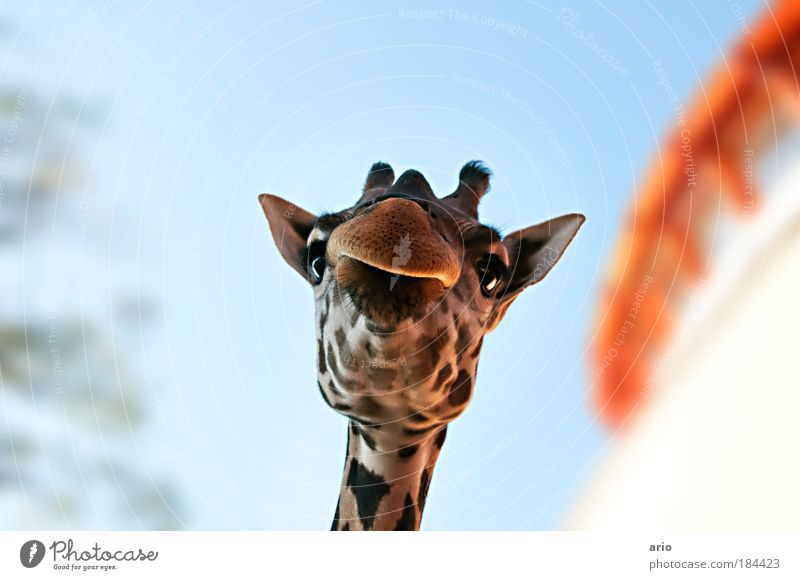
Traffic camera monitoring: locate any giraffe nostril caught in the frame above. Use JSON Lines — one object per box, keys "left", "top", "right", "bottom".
{"left": 363, "top": 193, "right": 431, "bottom": 214}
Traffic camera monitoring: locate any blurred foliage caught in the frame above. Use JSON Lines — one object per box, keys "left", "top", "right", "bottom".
{"left": 0, "top": 38, "right": 183, "bottom": 529}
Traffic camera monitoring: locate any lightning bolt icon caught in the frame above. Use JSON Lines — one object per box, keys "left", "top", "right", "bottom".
{"left": 389, "top": 234, "right": 412, "bottom": 291}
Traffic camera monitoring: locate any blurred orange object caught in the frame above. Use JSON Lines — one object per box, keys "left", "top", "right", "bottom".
{"left": 593, "top": 0, "right": 800, "bottom": 427}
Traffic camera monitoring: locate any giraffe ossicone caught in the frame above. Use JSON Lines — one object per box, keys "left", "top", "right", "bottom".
{"left": 259, "top": 161, "right": 585, "bottom": 530}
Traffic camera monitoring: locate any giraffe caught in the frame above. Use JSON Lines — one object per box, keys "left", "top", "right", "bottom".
{"left": 259, "top": 161, "right": 584, "bottom": 530}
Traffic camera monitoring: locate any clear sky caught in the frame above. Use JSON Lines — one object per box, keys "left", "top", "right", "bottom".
{"left": 2, "top": 0, "right": 764, "bottom": 529}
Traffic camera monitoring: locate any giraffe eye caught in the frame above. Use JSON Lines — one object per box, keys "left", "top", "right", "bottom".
{"left": 310, "top": 256, "right": 326, "bottom": 282}
{"left": 305, "top": 241, "right": 327, "bottom": 284}
{"left": 477, "top": 255, "right": 507, "bottom": 298}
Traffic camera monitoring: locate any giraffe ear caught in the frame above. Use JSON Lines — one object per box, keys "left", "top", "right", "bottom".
{"left": 487, "top": 213, "right": 585, "bottom": 330}
{"left": 258, "top": 194, "right": 318, "bottom": 280}
{"left": 501, "top": 213, "right": 585, "bottom": 295}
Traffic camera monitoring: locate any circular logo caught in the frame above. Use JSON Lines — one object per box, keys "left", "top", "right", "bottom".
{"left": 20, "top": 540, "right": 45, "bottom": 568}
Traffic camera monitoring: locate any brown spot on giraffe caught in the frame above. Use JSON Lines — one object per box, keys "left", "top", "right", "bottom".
{"left": 433, "top": 362, "right": 455, "bottom": 392}
{"left": 448, "top": 369, "right": 473, "bottom": 407}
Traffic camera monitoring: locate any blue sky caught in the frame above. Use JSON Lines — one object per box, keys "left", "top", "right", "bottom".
{"left": 3, "top": 0, "right": 764, "bottom": 529}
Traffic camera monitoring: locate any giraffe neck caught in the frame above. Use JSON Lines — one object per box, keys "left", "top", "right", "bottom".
{"left": 331, "top": 421, "right": 447, "bottom": 531}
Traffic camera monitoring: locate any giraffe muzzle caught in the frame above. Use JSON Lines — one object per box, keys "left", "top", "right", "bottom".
{"left": 327, "top": 198, "right": 461, "bottom": 288}
{"left": 326, "top": 198, "right": 460, "bottom": 325}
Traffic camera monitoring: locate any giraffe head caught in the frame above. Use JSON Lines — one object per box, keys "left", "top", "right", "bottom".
{"left": 259, "top": 161, "right": 584, "bottom": 448}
